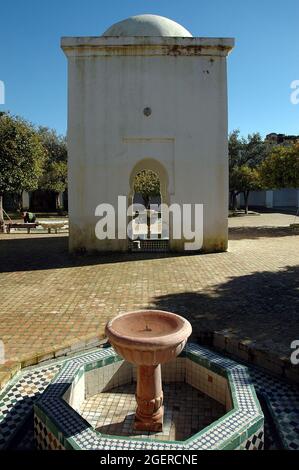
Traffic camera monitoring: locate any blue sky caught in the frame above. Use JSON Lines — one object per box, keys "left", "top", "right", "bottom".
{"left": 0, "top": 0, "right": 298, "bottom": 137}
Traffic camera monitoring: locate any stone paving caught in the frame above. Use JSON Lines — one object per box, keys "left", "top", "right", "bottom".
{"left": 228, "top": 212, "right": 295, "bottom": 228}
{"left": 0, "top": 213, "right": 298, "bottom": 372}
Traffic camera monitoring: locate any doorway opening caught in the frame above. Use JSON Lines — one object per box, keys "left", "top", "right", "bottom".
{"left": 128, "top": 162, "right": 170, "bottom": 252}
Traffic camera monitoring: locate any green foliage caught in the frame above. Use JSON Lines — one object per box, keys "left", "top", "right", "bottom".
{"left": 260, "top": 143, "right": 299, "bottom": 189}
{"left": 241, "top": 132, "right": 269, "bottom": 168}
{"left": 37, "top": 127, "right": 67, "bottom": 195}
{"left": 0, "top": 112, "right": 45, "bottom": 194}
{"left": 228, "top": 130, "right": 269, "bottom": 211}
{"left": 228, "top": 129, "right": 245, "bottom": 172}
{"left": 38, "top": 126, "right": 67, "bottom": 164}
{"left": 134, "top": 170, "right": 160, "bottom": 208}
{"left": 229, "top": 131, "right": 268, "bottom": 181}
{"left": 40, "top": 160, "right": 67, "bottom": 193}
{"left": 230, "top": 165, "right": 261, "bottom": 193}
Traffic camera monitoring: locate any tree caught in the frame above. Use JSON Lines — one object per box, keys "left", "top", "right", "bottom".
{"left": 260, "top": 143, "right": 299, "bottom": 190}
{"left": 134, "top": 169, "right": 161, "bottom": 239}
{"left": 134, "top": 170, "right": 160, "bottom": 209}
{"left": 231, "top": 165, "right": 261, "bottom": 214}
{"left": 0, "top": 112, "right": 45, "bottom": 230}
{"left": 229, "top": 130, "right": 244, "bottom": 210}
{"left": 37, "top": 127, "right": 67, "bottom": 209}
{"left": 39, "top": 160, "right": 67, "bottom": 210}
{"left": 229, "top": 130, "right": 269, "bottom": 212}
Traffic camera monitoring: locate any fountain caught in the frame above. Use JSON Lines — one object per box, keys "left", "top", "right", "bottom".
{"left": 33, "top": 339, "right": 264, "bottom": 450}
{"left": 32, "top": 311, "right": 264, "bottom": 450}
{"left": 105, "top": 310, "right": 192, "bottom": 432}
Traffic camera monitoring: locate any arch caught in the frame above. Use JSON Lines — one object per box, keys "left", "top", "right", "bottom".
{"left": 128, "top": 158, "right": 170, "bottom": 208}
{"left": 127, "top": 158, "right": 171, "bottom": 248}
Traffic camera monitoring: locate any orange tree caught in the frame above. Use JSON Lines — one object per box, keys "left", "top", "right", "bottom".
{"left": 0, "top": 112, "right": 45, "bottom": 230}
{"left": 229, "top": 130, "right": 269, "bottom": 212}
{"left": 37, "top": 127, "right": 67, "bottom": 210}
{"left": 260, "top": 143, "right": 299, "bottom": 190}
{"left": 134, "top": 169, "right": 160, "bottom": 209}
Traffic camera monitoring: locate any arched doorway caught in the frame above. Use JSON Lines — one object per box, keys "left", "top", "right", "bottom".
{"left": 128, "top": 159, "right": 170, "bottom": 252}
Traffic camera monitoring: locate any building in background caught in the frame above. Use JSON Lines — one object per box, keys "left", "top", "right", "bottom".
{"left": 265, "top": 133, "right": 299, "bottom": 146}
{"left": 62, "top": 14, "right": 234, "bottom": 252}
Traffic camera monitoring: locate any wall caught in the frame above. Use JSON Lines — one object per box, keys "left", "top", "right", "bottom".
{"left": 63, "top": 37, "right": 233, "bottom": 252}
{"left": 240, "top": 188, "right": 299, "bottom": 208}
{"left": 273, "top": 188, "right": 299, "bottom": 207}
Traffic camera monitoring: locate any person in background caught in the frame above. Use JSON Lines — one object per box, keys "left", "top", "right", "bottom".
{"left": 23, "top": 211, "right": 37, "bottom": 223}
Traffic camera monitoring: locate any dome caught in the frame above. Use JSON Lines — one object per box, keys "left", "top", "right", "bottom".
{"left": 102, "top": 14, "right": 193, "bottom": 37}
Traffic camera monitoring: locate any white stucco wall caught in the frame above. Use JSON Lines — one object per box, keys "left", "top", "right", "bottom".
{"left": 273, "top": 188, "right": 299, "bottom": 207}
{"left": 241, "top": 188, "right": 299, "bottom": 208}
{"left": 62, "top": 36, "right": 234, "bottom": 252}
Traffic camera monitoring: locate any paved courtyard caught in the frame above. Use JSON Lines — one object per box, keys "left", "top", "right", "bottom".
{"left": 0, "top": 213, "right": 298, "bottom": 371}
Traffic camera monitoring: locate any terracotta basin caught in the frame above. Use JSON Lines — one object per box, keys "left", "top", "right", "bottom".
{"left": 105, "top": 310, "right": 192, "bottom": 366}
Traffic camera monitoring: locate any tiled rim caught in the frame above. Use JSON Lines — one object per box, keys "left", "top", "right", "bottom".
{"left": 0, "top": 336, "right": 107, "bottom": 391}
{"left": 34, "top": 344, "right": 263, "bottom": 450}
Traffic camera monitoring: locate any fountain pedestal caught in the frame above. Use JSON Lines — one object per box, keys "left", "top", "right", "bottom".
{"left": 135, "top": 364, "right": 163, "bottom": 432}
{"left": 105, "top": 310, "right": 192, "bottom": 433}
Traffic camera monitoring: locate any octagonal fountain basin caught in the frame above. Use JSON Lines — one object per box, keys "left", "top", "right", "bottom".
{"left": 34, "top": 344, "right": 264, "bottom": 450}
{"left": 106, "top": 310, "right": 192, "bottom": 431}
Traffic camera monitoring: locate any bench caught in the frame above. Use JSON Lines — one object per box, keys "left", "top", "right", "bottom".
{"left": 6, "top": 223, "right": 38, "bottom": 234}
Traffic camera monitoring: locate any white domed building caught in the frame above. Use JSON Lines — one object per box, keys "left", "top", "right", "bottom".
{"left": 102, "top": 14, "right": 193, "bottom": 37}
{"left": 61, "top": 15, "right": 234, "bottom": 253}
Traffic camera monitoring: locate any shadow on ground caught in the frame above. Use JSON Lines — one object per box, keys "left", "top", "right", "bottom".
{"left": 1, "top": 226, "right": 297, "bottom": 272}
{"left": 0, "top": 235, "right": 189, "bottom": 272}
{"left": 249, "top": 207, "right": 298, "bottom": 215}
{"left": 150, "top": 265, "right": 299, "bottom": 355}
{"left": 229, "top": 226, "right": 299, "bottom": 240}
